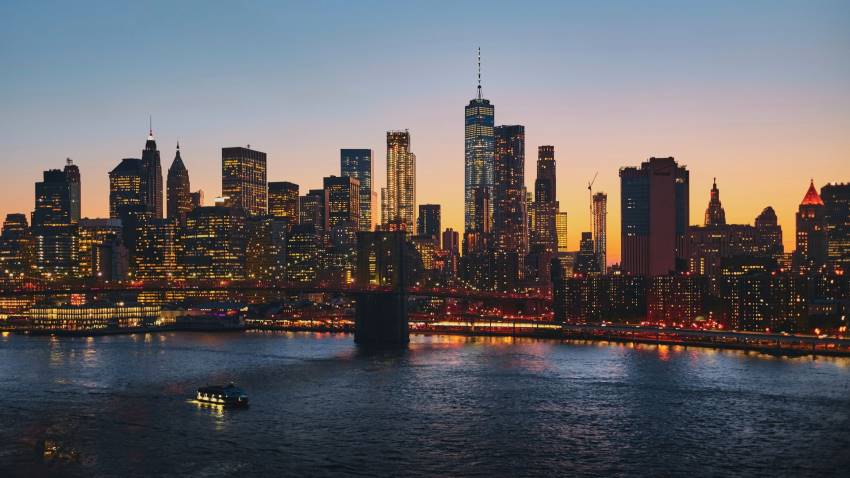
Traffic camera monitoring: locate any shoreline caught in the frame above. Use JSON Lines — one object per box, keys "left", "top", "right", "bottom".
{"left": 3, "top": 324, "right": 849, "bottom": 358}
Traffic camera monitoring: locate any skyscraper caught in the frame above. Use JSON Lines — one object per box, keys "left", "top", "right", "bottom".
{"left": 417, "top": 204, "right": 441, "bottom": 240}
{"left": 323, "top": 175, "right": 360, "bottom": 230}
{"left": 64, "top": 159, "right": 81, "bottom": 223}
{"left": 821, "top": 183, "right": 850, "bottom": 270}
{"left": 0, "top": 214, "right": 34, "bottom": 279}
{"left": 556, "top": 211, "right": 568, "bottom": 253}
{"left": 619, "top": 157, "right": 689, "bottom": 276}
{"left": 222, "top": 146, "right": 267, "bottom": 216}
{"left": 795, "top": 180, "right": 827, "bottom": 266}
{"left": 704, "top": 178, "right": 726, "bottom": 226}
{"left": 341, "top": 149, "right": 376, "bottom": 231}
{"left": 464, "top": 49, "right": 495, "bottom": 234}
{"left": 533, "top": 145, "right": 557, "bottom": 253}
{"left": 181, "top": 205, "right": 246, "bottom": 279}
{"left": 32, "top": 165, "right": 79, "bottom": 277}
{"left": 140, "top": 128, "right": 164, "bottom": 218}
{"left": 167, "top": 142, "right": 192, "bottom": 221}
{"left": 268, "top": 181, "right": 299, "bottom": 223}
{"left": 109, "top": 158, "right": 144, "bottom": 219}
{"left": 492, "top": 125, "right": 527, "bottom": 289}
{"left": 385, "top": 130, "right": 416, "bottom": 232}
{"left": 592, "top": 192, "right": 607, "bottom": 272}
{"left": 299, "top": 189, "right": 326, "bottom": 236}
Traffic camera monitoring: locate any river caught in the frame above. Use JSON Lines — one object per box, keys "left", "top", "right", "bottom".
{"left": 1, "top": 331, "right": 848, "bottom": 477}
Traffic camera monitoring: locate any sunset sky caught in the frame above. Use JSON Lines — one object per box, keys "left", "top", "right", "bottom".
{"left": 1, "top": 1, "right": 848, "bottom": 263}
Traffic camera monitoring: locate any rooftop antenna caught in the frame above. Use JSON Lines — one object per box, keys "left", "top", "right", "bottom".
{"left": 148, "top": 115, "right": 153, "bottom": 138}
{"left": 477, "top": 47, "right": 482, "bottom": 100}
{"left": 588, "top": 171, "right": 598, "bottom": 235}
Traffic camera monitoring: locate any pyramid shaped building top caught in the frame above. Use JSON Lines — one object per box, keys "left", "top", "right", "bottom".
{"left": 801, "top": 179, "right": 824, "bottom": 206}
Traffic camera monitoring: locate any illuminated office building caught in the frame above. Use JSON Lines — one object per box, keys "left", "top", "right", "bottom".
{"left": 77, "top": 218, "right": 123, "bottom": 278}
{"left": 341, "top": 149, "right": 376, "bottom": 231}
{"left": 133, "top": 218, "right": 179, "bottom": 279}
{"left": 592, "top": 192, "right": 607, "bottom": 272}
{"left": 821, "top": 183, "right": 850, "bottom": 270}
{"left": 464, "top": 49, "right": 495, "bottom": 234}
{"left": 704, "top": 178, "right": 726, "bottom": 226}
{"left": 556, "top": 211, "right": 568, "bottom": 253}
{"left": 0, "top": 214, "right": 34, "bottom": 280}
{"left": 32, "top": 165, "right": 80, "bottom": 278}
{"left": 245, "top": 216, "right": 288, "bottom": 280}
{"left": 268, "top": 181, "right": 299, "bottom": 223}
{"left": 166, "top": 143, "right": 192, "bottom": 221}
{"left": 492, "top": 125, "right": 527, "bottom": 289}
{"left": 181, "top": 205, "right": 246, "bottom": 279}
{"left": 299, "top": 189, "right": 326, "bottom": 237}
{"left": 286, "top": 224, "right": 320, "bottom": 283}
{"left": 109, "top": 158, "right": 145, "bottom": 219}
{"left": 324, "top": 176, "right": 360, "bottom": 230}
{"left": 222, "top": 146, "right": 267, "bottom": 216}
{"left": 385, "top": 130, "right": 416, "bottom": 232}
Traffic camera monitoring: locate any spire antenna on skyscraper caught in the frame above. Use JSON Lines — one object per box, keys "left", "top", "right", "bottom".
{"left": 148, "top": 115, "right": 154, "bottom": 139}
{"left": 477, "top": 47, "right": 482, "bottom": 100}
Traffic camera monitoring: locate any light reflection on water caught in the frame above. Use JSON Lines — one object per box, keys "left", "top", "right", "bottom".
{"left": 0, "top": 331, "right": 848, "bottom": 477}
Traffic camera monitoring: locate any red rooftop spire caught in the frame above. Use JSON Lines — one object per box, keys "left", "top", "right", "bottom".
{"left": 800, "top": 179, "right": 824, "bottom": 206}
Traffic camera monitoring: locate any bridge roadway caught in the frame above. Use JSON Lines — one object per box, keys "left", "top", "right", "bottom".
{"left": 0, "top": 281, "right": 550, "bottom": 302}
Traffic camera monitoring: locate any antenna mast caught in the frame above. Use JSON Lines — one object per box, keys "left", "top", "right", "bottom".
{"left": 477, "top": 47, "right": 482, "bottom": 100}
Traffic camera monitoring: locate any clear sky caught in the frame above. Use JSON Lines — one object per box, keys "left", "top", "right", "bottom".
{"left": 1, "top": 0, "right": 848, "bottom": 263}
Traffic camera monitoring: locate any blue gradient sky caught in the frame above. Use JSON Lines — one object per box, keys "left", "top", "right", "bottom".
{"left": 2, "top": 0, "right": 849, "bottom": 261}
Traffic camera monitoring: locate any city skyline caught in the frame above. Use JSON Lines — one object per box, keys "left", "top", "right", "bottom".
{"left": 2, "top": 2, "right": 850, "bottom": 264}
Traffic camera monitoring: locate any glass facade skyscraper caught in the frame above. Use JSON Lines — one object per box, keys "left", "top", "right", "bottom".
{"left": 464, "top": 96, "right": 494, "bottom": 234}
{"left": 341, "top": 149, "right": 375, "bottom": 231}
{"left": 385, "top": 131, "right": 416, "bottom": 232}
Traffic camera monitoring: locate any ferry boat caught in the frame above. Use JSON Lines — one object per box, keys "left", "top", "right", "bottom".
{"left": 196, "top": 383, "right": 249, "bottom": 407}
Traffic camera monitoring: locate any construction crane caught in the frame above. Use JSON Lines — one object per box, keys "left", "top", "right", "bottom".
{"left": 587, "top": 171, "right": 598, "bottom": 234}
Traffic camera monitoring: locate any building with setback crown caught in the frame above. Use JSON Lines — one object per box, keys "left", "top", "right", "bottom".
{"left": 140, "top": 128, "right": 164, "bottom": 219}
{"left": 167, "top": 142, "right": 192, "bottom": 221}
{"left": 619, "top": 157, "right": 689, "bottom": 276}
{"left": 222, "top": 146, "right": 267, "bottom": 216}
{"left": 795, "top": 180, "right": 827, "bottom": 266}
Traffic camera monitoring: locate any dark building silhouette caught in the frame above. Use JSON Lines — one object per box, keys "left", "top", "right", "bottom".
{"left": 704, "top": 178, "right": 726, "bottom": 226}
{"left": 140, "top": 129, "right": 164, "bottom": 218}
{"left": 32, "top": 165, "right": 80, "bottom": 278}
{"left": 755, "top": 206, "right": 784, "bottom": 260}
{"left": 341, "top": 149, "right": 375, "bottom": 231}
{"left": 795, "top": 180, "right": 827, "bottom": 266}
{"left": 167, "top": 142, "right": 192, "bottom": 221}
{"left": 532, "top": 145, "right": 557, "bottom": 253}
{"left": 0, "top": 214, "right": 34, "bottom": 279}
{"left": 417, "top": 204, "right": 441, "bottom": 241}
{"left": 222, "top": 146, "right": 267, "bottom": 216}
{"left": 492, "top": 125, "right": 527, "bottom": 290}
{"left": 190, "top": 190, "right": 204, "bottom": 209}
{"left": 619, "top": 157, "right": 689, "bottom": 276}
{"left": 574, "top": 232, "right": 600, "bottom": 275}
{"left": 821, "top": 183, "right": 850, "bottom": 270}
{"left": 268, "top": 181, "right": 299, "bottom": 224}
{"left": 299, "top": 189, "right": 326, "bottom": 238}
{"left": 64, "top": 159, "right": 81, "bottom": 223}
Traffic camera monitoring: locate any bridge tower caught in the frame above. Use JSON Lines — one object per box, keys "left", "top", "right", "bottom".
{"left": 353, "top": 230, "right": 410, "bottom": 347}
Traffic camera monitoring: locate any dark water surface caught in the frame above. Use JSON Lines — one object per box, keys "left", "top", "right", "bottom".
{"left": 1, "top": 331, "right": 848, "bottom": 477}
